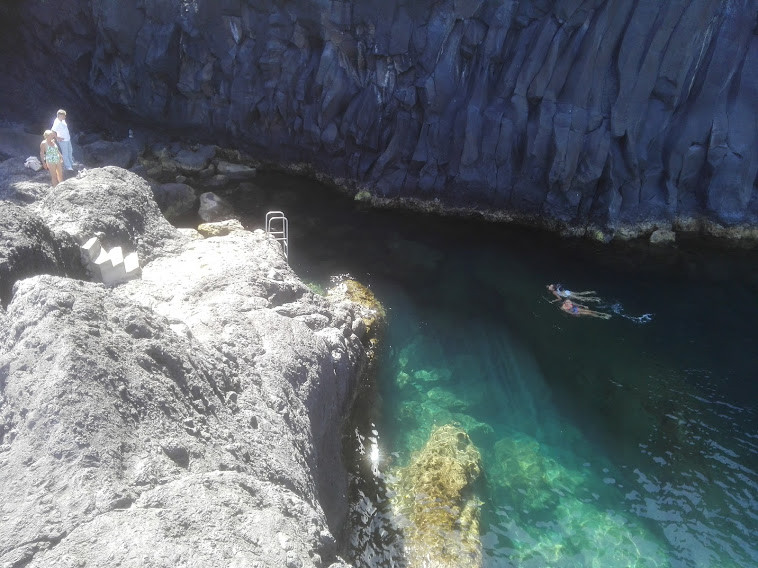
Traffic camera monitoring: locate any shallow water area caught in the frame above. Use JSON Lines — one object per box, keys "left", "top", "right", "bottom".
{"left": 229, "top": 172, "right": 758, "bottom": 568}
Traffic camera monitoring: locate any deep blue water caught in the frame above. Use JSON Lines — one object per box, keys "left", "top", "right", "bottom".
{"left": 230, "top": 172, "right": 758, "bottom": 567}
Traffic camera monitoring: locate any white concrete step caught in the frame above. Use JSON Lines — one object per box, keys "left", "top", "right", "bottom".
{"left": 124, "top": 251, "right": 141, "bottom": 280}
{"left": 81, "top": 237, "right": 102, "bottom": 262}
{"left": 83, "top": 239, "right": 141, "bottom": 286}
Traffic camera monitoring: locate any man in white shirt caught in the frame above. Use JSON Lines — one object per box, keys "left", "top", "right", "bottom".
{"left": 51, "top": 109, "right": 74, "bottom": 171}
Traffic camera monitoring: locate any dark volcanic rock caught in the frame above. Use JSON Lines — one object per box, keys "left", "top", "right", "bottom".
{"left": 0, "top": 127, "right": 43, "bottom": 161}
{"left": 79, "top": 139, "right": 138, "bottom": 169}
{"left": 0, "top": 201, "right": 86, "bottom": 306}
{"left": 198, "top": 191, "right": 235, "bottom": 222}
{"left": 0, "top": 157, "right": 55, "bottom": 204}
{"left": 153, "top": 182, "right": 198, "bottom": 220}
{"left": 2, "top": 1, "right": 757, "bottom": 235}
{"left": 38, "top": 166, "right": 181, "bottom": 262}
{"left": 173, "top": 145, "right": 217, "bottom": 174}
{"left": 0, "top": 274, "right": 353, "bottom": 567}
{"left": 0, "top": 166, "right": 377, "bottom": 567}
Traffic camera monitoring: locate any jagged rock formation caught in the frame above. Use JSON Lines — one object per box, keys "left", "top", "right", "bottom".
{"left": 2, "top": 0, "right": 757, "bottom": 237}
{"left": 0, "top": 165, "right": 381, "bottom": 567}
{"left": 0, "top": 201, "right": 86, "bottom": 307}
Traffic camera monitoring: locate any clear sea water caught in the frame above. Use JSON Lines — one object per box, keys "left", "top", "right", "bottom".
{"left": 229, "top": 172, "right": 758, "bottom": 568}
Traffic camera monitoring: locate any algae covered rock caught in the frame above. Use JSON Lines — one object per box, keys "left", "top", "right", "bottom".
{"left": 391, "top": 424, "right": 483, "bottom": 568}
{"left": 328, "top": 278, "right": 386, "bottom": 360}
{"left": 196, "top": 219, "right": 245, "bottom": 237}
{"left": 488, "top": 433, "right": 669, "bottom": 566}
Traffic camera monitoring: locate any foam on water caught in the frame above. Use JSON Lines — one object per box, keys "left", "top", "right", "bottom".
{"left": 607, "top": 301, "right": 655, "bottom": 324}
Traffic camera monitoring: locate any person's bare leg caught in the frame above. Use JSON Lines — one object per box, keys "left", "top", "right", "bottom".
{"left": 52, "top": 162, "right": 63, "bottom": 186}
{"left": 571, "top": 292, "right": 602, "bottom": 303}
{"left": 590, "top": 311, "right": 611, "bottom": 319}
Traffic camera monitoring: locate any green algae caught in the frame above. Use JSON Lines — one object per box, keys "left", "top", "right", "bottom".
{"left": 486, "top": 432, "right": 670, "bottom": 567}
{"left": 385, "top": 355, "right": 670, "bottom": 567}
{"left": 328, "top": 278, "right": 386, "bottom": 360}
{"left": 390, "top": 424, "right": 483, "bottom": 568}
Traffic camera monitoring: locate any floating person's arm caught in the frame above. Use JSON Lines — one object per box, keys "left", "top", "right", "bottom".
{"left": 546, "top": 284, "right": 564, "bottom": 302}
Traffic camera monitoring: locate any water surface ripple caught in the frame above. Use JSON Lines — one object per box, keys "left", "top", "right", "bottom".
{"left": 230, "top": 173, "right": 758, "bottom": 567}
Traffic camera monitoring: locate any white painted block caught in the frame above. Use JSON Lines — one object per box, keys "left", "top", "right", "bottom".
{"left": 81, "top": 237, "right": 102, "bottom": 262}
{"left": 101, "top": 246, "right": 126, "bottom": 285}
{"left": 124, "top": 251, "right": 141, "bottom": 280}
{"left": 83, "top": 240, "right": 141, "bottom": 286}
{"left": 92, "top": 248, "right": 111, "bottom": 280}
{"left": 109, "top": 246, "right": 124, "bottom": 268}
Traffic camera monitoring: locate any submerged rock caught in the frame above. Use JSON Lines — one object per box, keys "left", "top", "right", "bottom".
{"left": 390, "top": 424, "right": 483, "bottom": 568}
{"left": 488, "top": 432, "right": 669, "bottom": 566}
{"left": 328, "top": 279, "right": 386, "bottom": 361}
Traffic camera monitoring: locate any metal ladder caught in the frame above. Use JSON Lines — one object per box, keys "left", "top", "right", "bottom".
{"left": 265, "top": 211, "right": 289, "bottom": 262}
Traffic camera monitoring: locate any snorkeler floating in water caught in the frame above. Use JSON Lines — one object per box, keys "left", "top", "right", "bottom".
{"left": 546, "top": 284, "right": 602, "bottom": 304}
{"left": 560, "top": 299, "right": 612, "bottom": 319}
{"left": 546, "top": 284, "right": 653, "bottom": 322}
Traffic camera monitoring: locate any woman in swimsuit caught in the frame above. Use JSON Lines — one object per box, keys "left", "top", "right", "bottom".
{"left": 40, "top": 129, "right": 63, "bottom": 186}
{"left": 547, "top": 284, "right": 602, "bottom": 303}
{"left": 560, "top": 299, "right": 611, "bottom": 319}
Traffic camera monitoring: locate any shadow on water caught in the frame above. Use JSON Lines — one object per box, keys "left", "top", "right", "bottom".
{"left": 228, "top": 171, "right": 758, "bottom": 568}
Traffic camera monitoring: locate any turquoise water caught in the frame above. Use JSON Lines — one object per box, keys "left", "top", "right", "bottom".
{"left": 229, "top": 173, "right": 758, "bottom": 567}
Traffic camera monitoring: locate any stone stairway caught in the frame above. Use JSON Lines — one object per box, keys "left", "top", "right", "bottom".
{"left": 81, "top": 237, "right": 141, "bottom": 285}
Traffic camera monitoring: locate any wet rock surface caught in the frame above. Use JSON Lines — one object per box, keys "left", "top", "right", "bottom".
{"left": 0, "top": 165, "right": 380, "bottom": 567}
{"left": 1, "top": 0, "right": 757, "bottom": 234}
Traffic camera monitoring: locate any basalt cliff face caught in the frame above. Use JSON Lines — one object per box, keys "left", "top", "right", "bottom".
{"left": 2, "top": 0, "right": 758, "bottom": 236}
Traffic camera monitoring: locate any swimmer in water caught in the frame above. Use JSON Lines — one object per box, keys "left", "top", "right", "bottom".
{"left": 547, "top": 284, "right": 602, "bottom": 304}
{"left": 560, "top": 299, "right": 611, "bottom": 319}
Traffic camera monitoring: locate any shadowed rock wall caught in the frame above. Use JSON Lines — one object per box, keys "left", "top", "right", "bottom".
{"left": 4, "top": 0, "right": 758, "bottom": 231}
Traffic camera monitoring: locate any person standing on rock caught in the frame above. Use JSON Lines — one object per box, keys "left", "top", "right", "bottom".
{"left": 51, "top": 109, "right": 74, "bottom": 172}
{"left": 40, "top": 130, "right": 64, "bottom": 186}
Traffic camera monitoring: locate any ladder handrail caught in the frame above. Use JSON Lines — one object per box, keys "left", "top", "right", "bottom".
{"left": 265, "top": 211, "right": 289, "bottom": 262}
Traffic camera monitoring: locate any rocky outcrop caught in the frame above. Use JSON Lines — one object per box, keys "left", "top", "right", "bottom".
{"left": 38, "top": 166, "right": 179, "bottom": 264}
{"left": 0, "top": 201, "right": 86, "bottom": 306}
{"left": 2, "top": 0, "right": 757, "bottom": 237}
{"left": 0, "top": 166, "right": 381, "bottom": 566}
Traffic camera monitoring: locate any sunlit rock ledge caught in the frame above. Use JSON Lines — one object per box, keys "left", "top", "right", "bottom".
{"left": 0, "top": 166, "right": 384, "bottom": 567}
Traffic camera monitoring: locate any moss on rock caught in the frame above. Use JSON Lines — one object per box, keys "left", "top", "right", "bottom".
{"left": 391, "top": 424, "right": 483, "bottom": 568}
{"left": 329, "top": 278, "right": 386, "bottom": 359}
{"left": 197, "top": 219, "right": 244, "bottom": 237}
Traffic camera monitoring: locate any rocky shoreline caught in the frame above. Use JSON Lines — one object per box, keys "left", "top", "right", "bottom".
{"left": 0, "top": 153, "right": 385, "bottom": 566}
{"left": 3, "top": 121, "right": 757, "bottom": 248}
{"left": 4, "top": 1, "right": 758, "bottom": 236}
{"left": 0, "top": 114, "right": 754, "bottom": 566}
